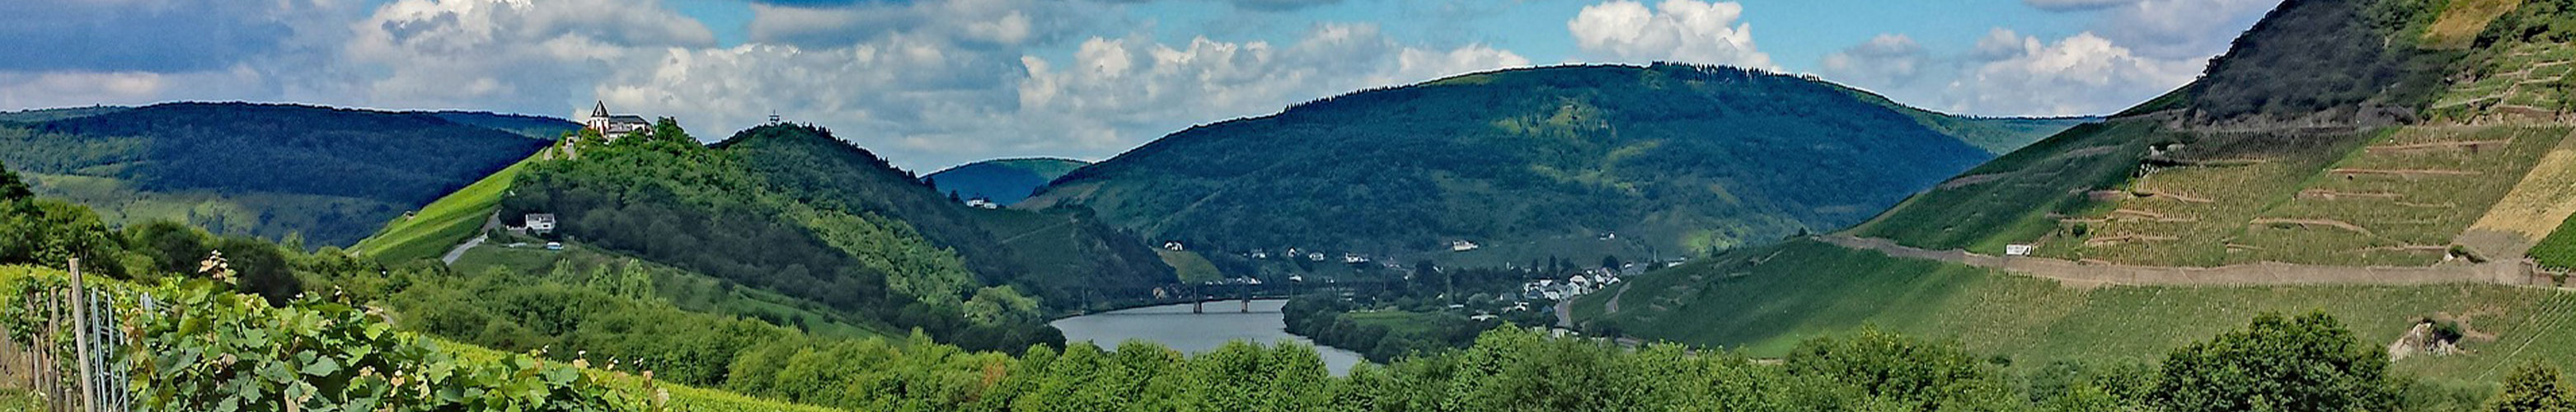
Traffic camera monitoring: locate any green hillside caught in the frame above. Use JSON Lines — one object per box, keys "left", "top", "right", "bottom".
{"left": 924, "top": 157, "right": 1091, "bottom": 205}
{"left": 1025, "top": 63, "right": 2072, "bottom": 269}
{"left": 0, "top": 102, "right": 552, "bottom": 247}
{"left": 498, "top": 123, "right": 1171, "bottom": 351}
{"left": 1583, "top": 0, "right": 2576, "bottom": 381}
{"left": 348, "top": 153, "right": 537, "bottom": 262}
{"left": 715, "top": 127, "right": 1175, "bottom": 311}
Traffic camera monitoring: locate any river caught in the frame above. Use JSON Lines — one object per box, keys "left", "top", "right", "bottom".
{"left": 1049, "top": 299, "right": 1368, "bottom": 375}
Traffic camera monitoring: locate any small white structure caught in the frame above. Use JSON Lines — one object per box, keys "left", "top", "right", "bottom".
{"left": 1450, "top": 240, "right": 1480, "bottom": 252}
{"left": 2005, "top": 244, "right": 2035, "bottom": 256}
{"left": 963, "top": 199, "right": 998, "bottom": 208}
{"left": 1250, "top": 250, "right": 1270, "bottom": 260}
{"left": 524, "top": 213, "right": 557, "bottom": 235}
{"left": 584, "top": 101, "right": 650, "bottom": 141}
{"left": 1342, "top": 254, "right": 1371, "bottom": 264}
{"left": 1161, "top": 241, "right": 1186, "bottom": 251}
{"left": 1307, "top": 252, "right": 1327, "bottom": 262}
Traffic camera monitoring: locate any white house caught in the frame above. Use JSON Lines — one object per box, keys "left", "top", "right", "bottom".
{"left": 524, "top": 213, "right": 557, "bottom": 235}
{"left": 1162, "top": 241, "right": 1187, "bottom": 251}
{"left": 584, "top": 101, "right": 651, "bottom": 141}
{"left": 1307, "top": 252, "right": 1327, "bottom": 261}
{"left": 963, "top": 199, "right": 998, "bottom": 209}
{"left": 1341, "top": 254, "right": 1370, "bottom": 264}
{"left": 2005, "top": 244, "right": 2035, "bottom": 256}
{"left": 1450, "top": 240, "right": 1480, "bottom": 252}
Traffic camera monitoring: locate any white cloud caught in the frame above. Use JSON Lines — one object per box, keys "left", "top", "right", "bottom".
{"left": 2091, "top": 0, "right": 2280, "bottom": 59}
{"left": 1567, "top": 0, "right": 1771, "bottom": 69}
{"left": 340, "top": 0, "right": 716, "bottom": 114}
{"left": 598, "top": 19, "right": 1526, "bottom": 170}
{"left": 1941, "top": 29, "right": 2203, "bottom": 116}
{"left": 1819, "top": 34, "right": 1927, "bottom": 89}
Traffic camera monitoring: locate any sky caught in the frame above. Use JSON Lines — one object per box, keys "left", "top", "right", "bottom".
{"left": 0, "top": 0, "right": 2279, "bottom": 171}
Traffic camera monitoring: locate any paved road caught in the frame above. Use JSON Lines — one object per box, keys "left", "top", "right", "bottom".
{"left": 1816, "top": 235, "right": 2553, "bottom": 288}
{"left": 439, "top": 235, "right": 486, "bottom": 265}
{"left": 439, "top": 213, "right": 504, "bottom": 265}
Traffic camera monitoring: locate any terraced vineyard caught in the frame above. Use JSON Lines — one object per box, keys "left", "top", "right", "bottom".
{"left": 2432, "top": 41, "right": 2576, "bottom": 120}
{"left": 2029, "top": 125, "right": 2574, "bottom": 266}
{"left": 1574, "top": 240, "right": 2576, "bottom": 379}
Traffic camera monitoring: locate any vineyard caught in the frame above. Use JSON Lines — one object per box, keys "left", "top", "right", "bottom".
{"left": 0, "top": 264, "right": 839, "bottom": 412}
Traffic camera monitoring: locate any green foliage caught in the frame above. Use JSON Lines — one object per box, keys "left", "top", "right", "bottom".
{"left": 2531, "top": 211, "right": 2576, "bottom": 269}
{"left": 0, "top": 197, "right": 129, "bottom": 279}
{"left": 1028, "top": 63, "right": 1998, "bottom": 265}
{"left": 503, "top": 123, "right": 1060, "bottom": 351}
{"left": 0, "top": 267, "right": 642, "bottom": 412}
{"left": 2186, "top": 0, "right": 2456, "bottom": 123}
{"left": 0, "top": 102, "right": 548, "bottom": 246}
{"left": 2155, "top": 311, "right": 2399, "bottom": 412}
{"left": 2492, "top": 363, "right": 2576, "bottom": 412}
{"left": 712, "top": 124, "right": 1173, "bottom": 311}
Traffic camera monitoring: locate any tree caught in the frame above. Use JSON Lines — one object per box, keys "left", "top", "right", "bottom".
{"left": 2155, "top": 311, "right": 2395, "bottom": 412}
{"left": 1600, "top": 255, "right": 1621, "bottom": 271}
{"left": 0, "top": 160, "right": 30, "bottom": 201}
{"left": 2492, "top": 364, "right": 2576, "bottom": 412}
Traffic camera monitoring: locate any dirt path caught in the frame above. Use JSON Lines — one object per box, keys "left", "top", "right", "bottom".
{"left": 1817, "top": 235, "right": 2548, "bottom": 288}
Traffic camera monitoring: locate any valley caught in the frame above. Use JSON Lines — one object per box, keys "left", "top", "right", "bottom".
{"left": 8, "top": 0, "right": 2576, "bottom": 410}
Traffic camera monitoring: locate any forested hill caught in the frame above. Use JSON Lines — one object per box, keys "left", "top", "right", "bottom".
{"left": 716, "top": 127, "right": 1172, "bottom": 307}
{"left": 1022, "top": 63, "right": 2057, "bottom": 265}
{"left": 924, "top": 157, "right": 1091, "bottom": 205}
{"left": 0, "top": 102, "right": 551, "bottom": 246}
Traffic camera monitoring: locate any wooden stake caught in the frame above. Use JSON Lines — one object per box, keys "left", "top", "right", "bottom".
{"left": 69, "top": 258, "right": 93, "bottom": 412}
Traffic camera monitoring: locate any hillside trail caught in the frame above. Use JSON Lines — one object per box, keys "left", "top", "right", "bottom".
{"left": 439, "top": 213, "right": 501, "bottom": 265}
{"left": 1815, "top": 235, "right": 2553, "bottom": 288}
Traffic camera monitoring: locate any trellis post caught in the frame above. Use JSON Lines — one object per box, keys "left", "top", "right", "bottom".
{"left": 68, "top": 258, "right": 93, "bottom": 412}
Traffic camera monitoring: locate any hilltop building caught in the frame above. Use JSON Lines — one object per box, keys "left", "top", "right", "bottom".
{"left": 584, "top": 101, "right": 650, "bottom": 141}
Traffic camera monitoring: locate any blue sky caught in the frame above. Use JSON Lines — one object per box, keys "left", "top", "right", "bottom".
{"left": 0, "top": 0, "right": 2278, "bottom": 171}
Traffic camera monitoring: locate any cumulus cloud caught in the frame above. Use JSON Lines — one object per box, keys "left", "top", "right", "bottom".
{"left": 2086, "top": 0, "right": 2281, "bottom": 59}
{"left": 1819, "top": 34, "right": 1928, "bottom": 90}
{"left": 1941, "top": 29, "right": 2202, "bottom": 116}
{"left": 1567, "top": 0, "right": 1772, "bottom": 69}
{"left": 343, "top": 0, "right": 716, "bottom": 115}
{"left": 604, "top": 21, "right": 1527, "bottom": 169}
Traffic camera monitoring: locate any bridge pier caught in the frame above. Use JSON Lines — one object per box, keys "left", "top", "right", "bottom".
{"left": 1193, "top": 300, "right": 1204, "bottom": 314}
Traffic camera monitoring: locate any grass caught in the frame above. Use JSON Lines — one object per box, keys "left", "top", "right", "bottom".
{"left": 350, "top": 153, "right": 537, "bottom": 262}
{"left": 1578, "top": 240, "right": 2576, "bottom": 378}
{"left": 1159, "top": 250, "right": 1223, "bottom": 283}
